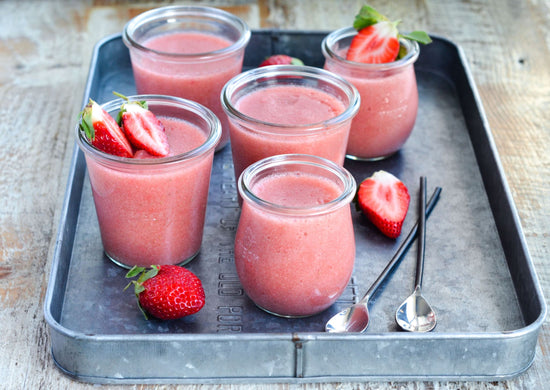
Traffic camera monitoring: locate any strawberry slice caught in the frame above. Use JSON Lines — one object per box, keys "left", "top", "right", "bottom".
{"left": 347, "top": 21, "right": 400, "bottom": 64}
{"left": 117, "top": 95, "right": 169, "bottom": 157}
{"left": 346, "top": 5, "right": 432, "bottom": 64}
{"left": 259, "top": 54, "right": 304, "bottom": 67}
{"left": 79, "top": 99, "right": 134, "bottom": 158}
{"left": 357, "top": 170, "right": 410, "bottom": 238}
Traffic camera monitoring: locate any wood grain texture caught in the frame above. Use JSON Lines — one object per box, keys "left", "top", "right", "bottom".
{"left": 0, "top": 0, "right": 547, "bottom": 389}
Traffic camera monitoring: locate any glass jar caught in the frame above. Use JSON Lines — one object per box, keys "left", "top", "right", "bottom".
{"left": 235, "top": 154, "right": 357, "bottom": 317}
{"left": 322, "top": 27, "right": 420, "bottom": 161}
{"left": 123, "top": 6, "right": 250, "bottom": 150}
{"left": 76, "top": 95, "right": 221, "bottom": 268}
{"left": 221, "top": 65, "right": 360, "bottom": 184}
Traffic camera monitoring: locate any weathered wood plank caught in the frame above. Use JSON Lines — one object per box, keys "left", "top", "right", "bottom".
{"left": 0, "top": 0, "right": 547, "bottom": 389}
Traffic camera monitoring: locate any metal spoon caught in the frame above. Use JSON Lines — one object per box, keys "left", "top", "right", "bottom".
{"left": 395, "top": 176, "right": 437, "bottom": 332}
{"left": 325, "top": 184, "right": 442, "bottom": 333}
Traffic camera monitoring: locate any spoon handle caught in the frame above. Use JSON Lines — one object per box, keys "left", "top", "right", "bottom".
{"left": 416, "top": 176, "right": 427, "bottom": 289}
{"left": 362, "top": 185, "right": 442, "bottom": 302}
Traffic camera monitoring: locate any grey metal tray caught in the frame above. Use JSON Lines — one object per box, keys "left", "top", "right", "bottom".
{"left": 44, "top": 31, "right": 546, "bottom": 384}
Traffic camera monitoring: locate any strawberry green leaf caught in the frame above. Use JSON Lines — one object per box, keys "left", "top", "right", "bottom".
{"left": 400, "top": 30, "right": 432, "bottom": 45}
{"left": 123, "top": 265, "right": 161, "bottom": 321}
{"left": 79, "top": 114, "right": 94, "bottom": 140}
{"left": 125, "top": 266, "right": 145, "bottom": 278}
{"left": 79, "top": 100, "right": 96, "bottom": 140}
{"left": 353, "top": 5, "right": 388, "bottom": 30}
{"left": 137, "top": 265, "right": 159, "bottom": 285}
{"left": 134, "top": 283, "right": 145, "bottom": 295}
{"left": 397, "top": 45, "right": 408, "bottom": 60}
{"left": 124, "top": 265, "right": 158, "bottom": 294}
{"left": 137, "top": 301, "right": 149, "bottom": 320}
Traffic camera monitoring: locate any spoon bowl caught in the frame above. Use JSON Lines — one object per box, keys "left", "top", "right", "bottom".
{"left": 325, "top": 301, "right": 369, "bottom": 333}
{"left": 395, "top": 286, "right": 436, "bottom": 332}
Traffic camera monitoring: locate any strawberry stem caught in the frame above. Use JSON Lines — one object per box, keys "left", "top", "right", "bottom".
{"left": 113, "top": 91, "right": 129, "bottom": 101}
{"left": 113, "top": 91, "right": 148, "bottom": 110}
{"left": 113, "top": 91, "right": 148, "bottom": 124}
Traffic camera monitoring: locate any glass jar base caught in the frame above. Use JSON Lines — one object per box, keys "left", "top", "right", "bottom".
{"left": 345, "top": 150, "right": 398, "bottom": 162}
{"left": 214, "top": 139, "right": 229, "bottom": 152}
{"left": 105, "top": 249, "right": 200, "bottom": 269}
{"left": 253, "top": 302, "right": 327, "bottom": 319}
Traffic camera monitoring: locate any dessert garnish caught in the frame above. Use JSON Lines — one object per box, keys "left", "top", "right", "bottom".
{"left": 347, "top": 4, "right": 432, "bottom": 64}
{"left": 259, "top": 54, "right": 304, "bottom": 67}
{"left": 79, "top": 99, "right": 134, "bottom": 157}
{"left": 125, "top": 265, "right": 205, "bottom": 320}
{"left": 114, "top": 92, "right": 170, "bottom": 157}
{"left": 357, "top": 170, "right": 410, "bottom": 238}
{"left": 79, "top": 93, "right": 170, "bottom": 158}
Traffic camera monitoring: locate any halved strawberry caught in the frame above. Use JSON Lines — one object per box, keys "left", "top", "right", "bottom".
{"left": 259, "top": 54, "right": 304, "bottom": 67}
{"left": 347, "top": 21, "right": 400, "bottom": 64}
{"left": 79, "top": 99, "right": 133, "bottom": 157}
{"left": 357, "top": 170, "right": 410, "bottom": 238}
{"left": 347, "top": 5, "right": 432, "bottom": 64}
{"left": 116, "top": 94, "right": 169, "bottom": 157}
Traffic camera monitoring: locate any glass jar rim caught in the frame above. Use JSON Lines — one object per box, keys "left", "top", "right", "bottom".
{"left": 239, "top": 154, "right": 357, "bottom": 215}
{"left": 322, "top": 26, "right": 420, "bottom": 70}
{"left": 221, "top": 65, "right": 360, "bottom": 134}
{"left": 76, "top": 94, "right": 221, "bottom": 166}
{"left": 123, "top": 5, "right": 251, "bottom": 59}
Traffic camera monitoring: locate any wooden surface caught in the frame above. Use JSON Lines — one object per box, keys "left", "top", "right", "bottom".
{"left": 1, "top": 0, "right": 548, "bottom": 388}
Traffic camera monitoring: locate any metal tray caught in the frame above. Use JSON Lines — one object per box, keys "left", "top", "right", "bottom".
{"left": 44, "top": 31, "right": 546, "bottom": 384}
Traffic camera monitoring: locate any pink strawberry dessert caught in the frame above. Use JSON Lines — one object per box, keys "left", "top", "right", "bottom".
{"left": 322, "top": 5, "right": 431, "bottom": 160}
{"left": 222, "top": 66, "right": 359, "bottom": 187}
{"left": 123, "top": 6, "right": 250, "bottom": 151}
{"left": 234, "top": 155, "right": 356, "bottom": 317}
{"left": 77, "top": 94, "right": 220, "bottom": 268}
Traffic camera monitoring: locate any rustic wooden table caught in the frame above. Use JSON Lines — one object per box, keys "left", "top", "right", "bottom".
{"left": 1, "top": 0, "right": 548, "bottom": 388}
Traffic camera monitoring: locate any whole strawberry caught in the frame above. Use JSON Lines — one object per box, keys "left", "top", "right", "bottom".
{"left": 357, "top": 170, "right": 410, "bottom": 238}
{"left": 125, "top": 265, "right": 205, "bottom": 320}
{"left": 259, "top": 54, "right": 304, "bottom": 67}
{"left": 347, "top": 5, "right": 432, "bottom": 64}
{"left": 79, "top": 98, "right": 134, "bottom": 157}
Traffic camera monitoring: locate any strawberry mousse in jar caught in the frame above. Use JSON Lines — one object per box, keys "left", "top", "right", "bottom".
{"left": 221, "top": 65, "right": 360, "bottom": 184}
{"left": 123, "top": 6, "right": 250, "bottom": 150}
{"left": 235, "top": 154, "right": 356, "bottom": 318}
{"left": 76, "top": 95, "right": 221, "bottom": 268}
{"left": 322, "top": 27, "right": 420, "bottom": 161}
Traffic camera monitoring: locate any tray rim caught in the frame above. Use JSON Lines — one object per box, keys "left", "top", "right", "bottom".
{"left": 43, "top": 30, "right": 547, "bottom": 382}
